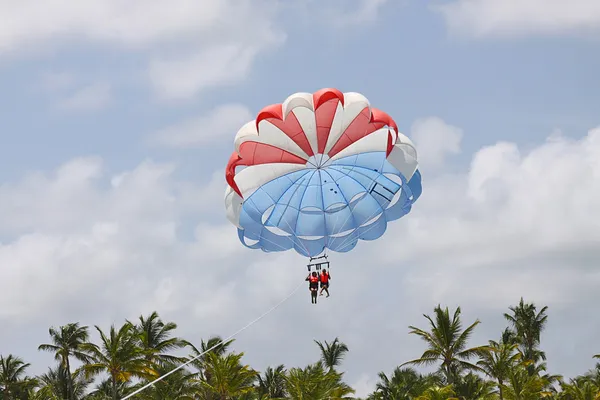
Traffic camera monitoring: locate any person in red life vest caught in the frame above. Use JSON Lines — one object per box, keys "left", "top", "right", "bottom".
{"left": 306, "top": 271, "right": 320, "bottom": 304}
{"left": 319, "top": 269, "right": 331, "bottom": 297}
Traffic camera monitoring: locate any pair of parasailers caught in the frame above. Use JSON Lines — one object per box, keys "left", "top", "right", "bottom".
{"left": 305, "top": 270, "right": 330, "bottom": 304}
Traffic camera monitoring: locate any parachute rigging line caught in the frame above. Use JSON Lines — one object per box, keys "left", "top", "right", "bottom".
{"left": 120, "top": 279, "right": 306, "bottom": 400}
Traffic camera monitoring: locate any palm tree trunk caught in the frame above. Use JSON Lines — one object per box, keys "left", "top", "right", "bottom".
{"left": 444, "top": 361, "right": 453, "bottom": 384}
{"left": 111, "top": 374, "right": 118, "bottom": 400}
{"left": 66, "top": 357, "right": 74, "bottom": 400}
{"left": 497, "top": 378, "right": 504, "bottom": 400}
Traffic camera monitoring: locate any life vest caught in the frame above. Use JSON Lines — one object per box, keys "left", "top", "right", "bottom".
{"left": 320, "top": 273, "right": 329, "bottom": 283}
{"left": 309, "top": 275, "right": 319, "bottom": 284}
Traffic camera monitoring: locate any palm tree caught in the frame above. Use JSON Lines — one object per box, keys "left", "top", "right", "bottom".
{"left": 477, "top": 337, "right": 522, "bottom": 400}
{"left": 189, "top": 335, "right": 235, "bottom": 386}
{"left": 132, "top": 363, "right": 199, "bottom": 400}
{"left": 499, "top": 328, "right": 519, "bottom": 346}
{"left": 314, "top": 338, "right": 349, "bottom": 372}
{"left": 35, "top": 365, "right": 92, "bottom": 399}
{"left": 558, "top": 378, "right": 600, "bottom": 400}
{"left": 130, "top": 311, "right": 190, "bottom": 366}
{"left": 86, "top": 378, "right": 134, "bottom": 400}
{"left": 415, "top": 385, "right": 458, "bottom": 400}
{"left": 453, "top": 373, "right": 498, "bottom": 400}
{"left": 368, "top": 367, "right": 441, "bottom": 400}
{"left": 38, "top": 322, "right": 93, "bottom": 400}
{"left": 500, "top": 364, "right": 552, "bottom": 400}
{"left": 284, "top": 361, "right": 354, "bottom": 400}
{"left": 257, "top": 365, "right": 287, "bottom": 399}
{"left": 583, "top": 363, "right": 600, "bottom": 388}
{"left": 82, "top": 322, "right": 157, "bottom": 400}
{"left": 401, "top": 305, "right": 488, "bottom": 384}
{"left": 530, "top": 362, "right": 562, "bottom": 395}
{"left": 504, "top": 298, "right": 548, "bottom": 373}
{"left": 189, "top": 336, "right": 234, "bottom": 371}
{"left": 0, "top": 354, "right": 36, "bottom": 400}
{"left": 199, "top": 351, "right": 257, "bottom": 399}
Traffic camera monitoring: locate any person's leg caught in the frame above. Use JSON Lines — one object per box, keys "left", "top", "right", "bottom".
{"left": 325, "top": 284, "right": 330, "bottom": 297}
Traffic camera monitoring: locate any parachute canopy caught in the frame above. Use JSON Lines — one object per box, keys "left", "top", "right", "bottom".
{"left": 224, "top": 88, "right": 422, "bottom": 257}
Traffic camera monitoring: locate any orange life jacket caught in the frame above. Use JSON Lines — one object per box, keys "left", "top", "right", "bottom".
{"left": 309, "top": 275, "right": 319, "bottom": 284}
{"left": 320, "top": 273, "right": 329, "bottom": 283}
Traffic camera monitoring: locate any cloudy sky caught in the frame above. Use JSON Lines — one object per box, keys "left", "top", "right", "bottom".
{"left": 1, "top": 0, "right": 600, "bottom": 397}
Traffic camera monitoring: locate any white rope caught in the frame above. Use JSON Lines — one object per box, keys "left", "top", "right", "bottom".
{"left": 120, "top": 279, "right": 306, "bottom": 399}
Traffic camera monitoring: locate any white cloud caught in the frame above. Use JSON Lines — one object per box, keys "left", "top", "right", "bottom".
{"left": 374, "top": 126, "right": 600, "bottom": 309}
{"left": 55, "top": 82, "right": 112, "bottom": 111}
{"left": 150, "top": 104, "right": 253, "bottom": 147}
{"left": 331, "top": 0, "right": 391, "bottom": 27}
{"left": 2, "top": 1, "right": 392, "bottom": 101}
{"left": 434, "top": 0, "right": 600, "bottom": 38}
{"left": 0, "top": 0, "right": 255, "bottom": 51}
{"left": 0, "top": 0, "right": 285, "bottom": 100}
{"left": 2, "top": 123, "right": 600, "bottom": 387}
{"left": 39, "top": 71, "right": 75, "bottom": 92}
{"left": 410, "top": 117, "right": 463, "bottom": 170}
{"left": 147, "top": 41, "right": 282, "bottom": 101}
{"left": 175, "top": 170, "right": 226, "bottom": 218}
{"left": 295, "top": 0, "right": 393, "bottom": 28}
{"left": 366, "top": 125, "right": 600, "bottom": 378}
{"left": 0, "top": 156, "right": 244, "bottom": 324}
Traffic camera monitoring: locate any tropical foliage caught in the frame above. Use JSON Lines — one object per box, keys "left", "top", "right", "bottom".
{"left": 1, "top": 299, "right": 599, "bottom": 399}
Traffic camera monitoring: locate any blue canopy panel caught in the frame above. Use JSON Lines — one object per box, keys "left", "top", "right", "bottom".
{"left": 236, "top": 151, "right": 422, "bottom": 257}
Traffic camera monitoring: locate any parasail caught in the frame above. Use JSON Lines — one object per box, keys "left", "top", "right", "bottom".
{"left": 224, "top": 88, "right": 422, "bottom": 258}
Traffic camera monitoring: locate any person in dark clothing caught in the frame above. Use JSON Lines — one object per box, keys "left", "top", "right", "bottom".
{"left": 319, "top": 269, "right": 330, "bottom": 297}
{"left": 306, "top": 271, "right": 319, "bottom": 304}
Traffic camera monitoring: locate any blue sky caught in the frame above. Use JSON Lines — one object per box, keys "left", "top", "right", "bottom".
{"left": 1, "top": 0, "right": 600, "bottom": 397}
{"left": 2, "top": 1, "right": 598, "bottom": 179}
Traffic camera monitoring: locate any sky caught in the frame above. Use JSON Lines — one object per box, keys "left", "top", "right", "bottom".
{"left": 1, "top": 0, "right": 600, "bottom": 397}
